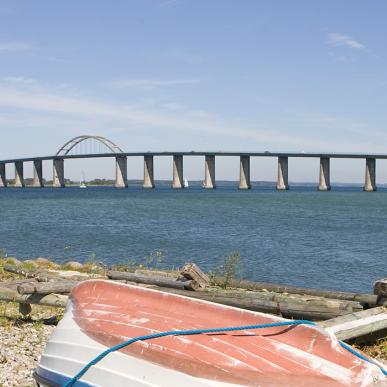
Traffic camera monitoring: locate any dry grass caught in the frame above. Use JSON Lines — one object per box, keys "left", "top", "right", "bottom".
{"left": 358, "top": 339, "right": 387, "bottom": 361}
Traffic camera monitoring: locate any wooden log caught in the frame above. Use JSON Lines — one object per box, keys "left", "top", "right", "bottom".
{"left": 107, "top": 271, "right": 197, "bottom": 291}
{"left": 122, "top": 283, "right": 363, "bottom": 320}
{"left": 374, "top": 279, "right": 387, "bottom": 296}
{"left": 212, "top": 276, "right": 378, "bottom": 307}
{"left": 0, "top": 278, "right": 38, "bottom": 291}
{"left": 3, "top": 264, "right": 38, "bottom": 278}
{"left": 0, "top": 287, "right": 67, "bottom": 308}
{"left": 134, "top": 269, "right": 178, "bottom": 278}
{"left": 180, "top": 263, "right": 210, "bottom": 289}
{"left": 17, "top": 280, "right": 80, "bottom": 295}
{"left": 3, "top": 264, "right": 101, "bottom": 282}
{"left": 319, "top": 306, "right": 387, "bottom": 340}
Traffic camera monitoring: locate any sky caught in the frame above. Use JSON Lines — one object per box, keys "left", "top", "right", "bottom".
{"left": 1, "top": 1, "right": 387, "bottom": 183}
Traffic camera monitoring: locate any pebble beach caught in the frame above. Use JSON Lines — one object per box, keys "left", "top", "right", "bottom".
{"left": 0, "top": 305, "right": 58, "bottom": 387}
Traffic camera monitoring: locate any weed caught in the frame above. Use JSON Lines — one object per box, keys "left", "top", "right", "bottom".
{"left": 210, "top": 252, "right": 241, "bottom": 289}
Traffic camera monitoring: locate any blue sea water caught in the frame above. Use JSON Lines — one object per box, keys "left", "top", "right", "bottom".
{"left": 0, "top": 183, "right": 386, "bottom": 293}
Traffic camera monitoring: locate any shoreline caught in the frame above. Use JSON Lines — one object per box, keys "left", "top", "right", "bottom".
{"left": 0, "top": 256, "right": 385, "bottom": 386}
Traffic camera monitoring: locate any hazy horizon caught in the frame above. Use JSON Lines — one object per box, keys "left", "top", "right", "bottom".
{"left": 1, "top": 1, "right": 387, "bottom": 182}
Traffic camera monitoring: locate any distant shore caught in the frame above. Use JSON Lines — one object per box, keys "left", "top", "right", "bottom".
{"left": 2, "top": 179, "right": 387, "bottom": 187}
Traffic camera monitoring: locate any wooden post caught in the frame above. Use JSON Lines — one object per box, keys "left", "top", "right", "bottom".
{"left": 180, "top": 263, "right": 210, "bottom": 289}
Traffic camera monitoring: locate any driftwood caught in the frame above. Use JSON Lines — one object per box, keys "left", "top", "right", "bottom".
{"left": 37, "top": 270, "right": 98, "bottom": 282}
{"left": 17, "top": 280, "right": 80, "bottom": 295}
{"left": 3, "top": 264, "right": 101, "bottom": 282}
{"left": 212, "top": 277, "right": 379, "bottom": 307}
{"left": 0, "top": 287, "right": 68, "bottom": 308}
{"left": 0, "top": 278, "right": 38, "bottom": 291}
{"left": 134, "top": 269, "right": 177, "bottom": 278}
{"left": 320, "top": 306, "right": 387, "bottom": 341}
{"left": 121, "top": 283, "right": 363, "bottom": 320}
{"left": 180, "top": 263, "right": 210, "bottom": 289}
{"left": 3, "top": 264, "right": 38, "bottom": 278}
{"left": 374, "top": 279, "right": 387, "bottom": 307}
{"left": 107, "top": 271, "right": 198, "bottom": 291}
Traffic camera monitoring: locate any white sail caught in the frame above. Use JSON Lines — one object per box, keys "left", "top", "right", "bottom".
{"left": 80, "top": 171, "right": 87, "bottom": 188}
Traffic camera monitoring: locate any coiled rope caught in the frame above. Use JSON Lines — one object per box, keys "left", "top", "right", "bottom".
{"left": 63, "top": 319, "right": 386, "bottom": 387}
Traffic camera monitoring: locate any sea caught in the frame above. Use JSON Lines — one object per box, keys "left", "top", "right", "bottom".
{"left": 1, "top": 182, "right": 386, "bottom": 294}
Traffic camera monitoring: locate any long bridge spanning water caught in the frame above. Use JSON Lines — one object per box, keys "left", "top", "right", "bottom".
{"left": 0, "top": 135, "right": 384, "bottom": 191}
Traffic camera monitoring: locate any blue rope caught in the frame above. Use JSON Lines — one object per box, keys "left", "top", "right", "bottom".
{"left": 63, "top": 319, "right": 386, "bottom": 386}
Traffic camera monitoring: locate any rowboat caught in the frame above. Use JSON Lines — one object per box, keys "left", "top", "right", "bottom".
{"left": 34, "top": 280, "right": 386, "bottom": 386}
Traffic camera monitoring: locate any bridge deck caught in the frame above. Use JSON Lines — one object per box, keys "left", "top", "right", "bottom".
{"left": 2, "top": 151, "right": 387, "bottom": 164}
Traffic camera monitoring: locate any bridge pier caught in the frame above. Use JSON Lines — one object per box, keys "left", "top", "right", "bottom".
{"left": 115, "top": 156, "right": 128, "bottom": 188}
{"left": 239, "top": 156, "right": 251, "bottom": 189}
{"left": 318, "top": 157, "right": 331, "bottom": 191}
{"left": 204, "top": 155, "right": 216, "bottom": 189}
{"left": 172, "top": 155, "right": 184, "bottom": 189}
{"left": 53, "top": 159, "right": 65, "bottom": 188}
{"left": 14, "top": 161, "right": 25, "bottom": 187}
{"left": 143, "top": 155, "right": 155, "bottom": 188}
{"left": 277, "top": 156, "right": 289, "bottom": 190}
{"left": 32, "top": 160, "right": 44, "bottom": 187}
{"left": 0, "top": 163, "right": 6, "bottom": 187}
{"left": 364, "top": 158, "right": 377, "bottom": 192}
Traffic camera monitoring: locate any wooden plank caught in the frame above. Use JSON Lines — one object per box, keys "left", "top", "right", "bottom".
{"left": 0, "top": 287, "right": 68, "bottom": 308}
{"left": 212, "top": 276, "right": 378, "bottom": 307}
{"left": 180, "top": 263, "right": 210, "bottom": 289}
{"left": 319, "top": 306, "right": 387, "bottom": 340}
{"left": 17, "top": 280, "right": 80, "bottom": 295}
{"left": 107, "top": 271, "right": 197, "bottom": 290}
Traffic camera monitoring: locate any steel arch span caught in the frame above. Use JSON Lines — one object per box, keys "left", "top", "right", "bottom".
{"left": 56, "top": 135, "right": 124, "bottom": 156}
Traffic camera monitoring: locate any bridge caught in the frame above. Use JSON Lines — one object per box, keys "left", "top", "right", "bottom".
{"left": 0, "top": 135, "right": 384, "bottom": 191}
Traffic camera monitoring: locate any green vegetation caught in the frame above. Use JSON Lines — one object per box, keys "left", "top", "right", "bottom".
{"left": 209, "top": 252, "right": 241, "bottom": 289}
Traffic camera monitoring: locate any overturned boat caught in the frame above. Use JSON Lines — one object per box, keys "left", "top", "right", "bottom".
{"left": 34, "top": 280, "right": 386, "bottom": 386}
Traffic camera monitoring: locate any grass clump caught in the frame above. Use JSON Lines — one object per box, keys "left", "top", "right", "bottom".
{"left": 111, "top": 250, "right": 168, "bottom": 273}
{"left": 357, "top": 338, "right": 387, "bottom": 361}
{"left": 210, "top": 252, "right": 242, "bottom": 289}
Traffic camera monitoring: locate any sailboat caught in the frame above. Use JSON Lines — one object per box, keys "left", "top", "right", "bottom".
{"left": 80, "top": 171, "right": 87, "bottom": 189}
{"left": 184, "top": 178, "right": 189, "bottom": 188}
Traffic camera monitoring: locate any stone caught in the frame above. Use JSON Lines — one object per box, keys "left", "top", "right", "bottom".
{"left": 5, "top": 257, "right": 21, "bottom": 266}
{"left": 19, "top": 303, "right": 32, "bottom": 316}
{"left": 22, "top": 260, "right": 38, "bottom": 268}
{"left": 65, "top": 261, "right": 83, "bottom": 270}
{"left": 36, "top": 257, "right": 52, "bottom": 266}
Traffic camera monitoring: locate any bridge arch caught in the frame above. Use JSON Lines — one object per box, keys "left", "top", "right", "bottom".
{"left": 55, "top": 135, "right": 124, "bottom": 156}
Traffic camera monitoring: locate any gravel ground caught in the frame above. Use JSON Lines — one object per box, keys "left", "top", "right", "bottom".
{"left": 0, "top": 305, "right": 59, "bottom": 387}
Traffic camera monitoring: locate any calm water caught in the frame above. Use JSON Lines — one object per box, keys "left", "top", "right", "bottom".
{"left": 0, "top": 183, "right": 386, "bottom": 293}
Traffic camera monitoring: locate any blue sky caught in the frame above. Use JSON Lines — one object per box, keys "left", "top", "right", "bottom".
{"left": 1, "top": 1, "right": 387, "bottom": 182}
